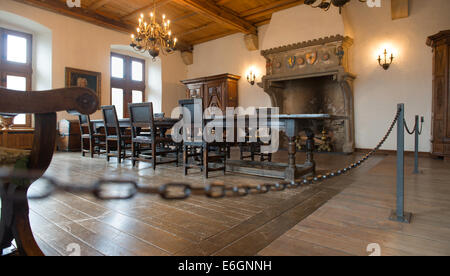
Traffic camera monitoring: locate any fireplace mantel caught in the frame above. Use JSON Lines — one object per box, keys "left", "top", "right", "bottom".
{"left": 259, "top": 35, "right": 355, "bottom": 153}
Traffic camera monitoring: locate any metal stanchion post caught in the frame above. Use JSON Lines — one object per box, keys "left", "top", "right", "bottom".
{"left": 413, "top": 115, "right": 420, "bottom": 174}
{"left": 390, "top": 103, "right": 412, "bottom": 223}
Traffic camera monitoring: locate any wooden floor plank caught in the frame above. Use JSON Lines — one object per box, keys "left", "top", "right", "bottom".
{"left": 259, "top": 154, "right": 450, "bottom": 256}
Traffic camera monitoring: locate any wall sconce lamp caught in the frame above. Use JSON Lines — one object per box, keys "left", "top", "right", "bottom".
{"left": 247, "top": 71, "right": 256, "bottom": 85}
{"left": 378, "top": 49, "right": 394, "bottom": 70}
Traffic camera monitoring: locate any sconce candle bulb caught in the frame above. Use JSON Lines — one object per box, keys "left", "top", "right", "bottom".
{"left": 378, "top": 49, "right": 394, "bottom": 70}
{"left": 247, "top": 71, "right": 256, "bottom": 85}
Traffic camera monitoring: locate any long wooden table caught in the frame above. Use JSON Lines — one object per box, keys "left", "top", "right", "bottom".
{"left": 91, "top": 114, "right": 346, "bottom": 183}
{"left": 205, "top": 114, "right": 347, "bottom": 183}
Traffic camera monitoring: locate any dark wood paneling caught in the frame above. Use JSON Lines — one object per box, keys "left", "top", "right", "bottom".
{"left": 0, "top": 129, "right": 34, "bottom": 149}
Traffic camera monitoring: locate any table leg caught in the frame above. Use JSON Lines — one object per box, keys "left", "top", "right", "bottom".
{"left": 305, "top": 128, "right": 316, "bottom": 174}
{"left": 285, "top": 136, "right": 297, "bottom": 184}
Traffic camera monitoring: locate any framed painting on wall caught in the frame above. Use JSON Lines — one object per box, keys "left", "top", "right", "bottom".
{"left": 65, "top": 67, "right": 101, "bottom": 108}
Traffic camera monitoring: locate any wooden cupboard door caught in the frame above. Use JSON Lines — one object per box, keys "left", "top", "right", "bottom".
{"left": 186, "top": 83, "right": 203, "bottom": 99}
{"left": 227, "top": 80, "right": 238, "bottom": 108}
{"left": 204, "top": 81, "right": 225, "bottom": 111}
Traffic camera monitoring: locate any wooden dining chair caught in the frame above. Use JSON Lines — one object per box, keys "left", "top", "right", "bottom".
{"left": 0, "top": 87, "right": 98, "bottom": 256}
{"left": 129, "top": 103, "right": 179, "bottom": 170}
{"left": 101, "top": 105, "right": 132, "bottom": 163}
{"left": 78, "top": 114, "right": 105, "bottom": 158}
{"left": 179, "top": 99, "right": 227, "bottom": 178}
{"left": 239, "top": 108, "right": 273, "bottom": 162}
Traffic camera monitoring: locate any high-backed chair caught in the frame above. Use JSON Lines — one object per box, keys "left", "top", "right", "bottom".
{"left": 129, "top": 103, "right": 179, "bottom": 170}
{"left": 79, "top": 114, "right": 105, "bottom": 158}
{"left": 239, "top": 108, "right": 273, "bottom": 162}
{"left": 179, "top": 99, "right": 226, "bottom": 178}
{"left": 0, "top": 87, "right": 98, "bottom": 256}
{"left": 101, "top": 105, "right": 132, "bottom": 163}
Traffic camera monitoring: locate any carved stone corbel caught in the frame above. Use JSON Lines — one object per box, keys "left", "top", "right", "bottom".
{"left": 181, "top": 51, "right": 193, "bottom": 66}
{"left": 244, "top": 33, "right": 259, "bottom": 51}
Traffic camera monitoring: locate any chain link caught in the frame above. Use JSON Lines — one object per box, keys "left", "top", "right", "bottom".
{"left": 404, "top": 116, "right": 424, "bottom": 136}
{"left": 404, "top": 119, "right": 416, "bottom": 135}
{"left": 0, "top": 107, "right": 402, "bottom": 201}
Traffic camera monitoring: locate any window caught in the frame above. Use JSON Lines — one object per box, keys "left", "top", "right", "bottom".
{"left": 110, "top": 53, "right": 145, "bottom": 119}
{"left": 0, "top": 28, "right": 33, "bottom": 127}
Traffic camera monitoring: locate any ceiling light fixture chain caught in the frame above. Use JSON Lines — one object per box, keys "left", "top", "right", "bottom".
{"left": 304, "top": 0, "right": 368, "bottom": 14}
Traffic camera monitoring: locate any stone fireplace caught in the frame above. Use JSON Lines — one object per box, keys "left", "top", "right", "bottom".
{"left": 259, "top": 35, "right": 355, "bottom": 153}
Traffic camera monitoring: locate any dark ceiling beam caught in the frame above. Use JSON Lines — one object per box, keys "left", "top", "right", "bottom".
{"left": 173, "top": 0, "right": 257, "bottom": 34}
{"left": 13, "top": 0, "right": 132, "bottom": 32}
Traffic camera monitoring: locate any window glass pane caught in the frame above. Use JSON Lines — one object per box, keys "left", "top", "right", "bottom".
{"left": 6, "top": 75, "right": 26, "bottom": 91}
{"left": 6, "top": 75, "right": 27, "bottom": 124}
{"left": 111, "top": 88, "right": 124, "bottom": 119}
{"left": 12, "top": 114, "right": 26, "bottom": 125}
{"left": 132, "top": 61, "right": 143, "bottom": 81}
{"left": 132, "top": 90, "right": 143, "bottom": 103}
{"left": 7, "top": 34, "right": 27, "bottom": 63}
{"left": 111, "top": 56, "right": 124, "bottom": 78}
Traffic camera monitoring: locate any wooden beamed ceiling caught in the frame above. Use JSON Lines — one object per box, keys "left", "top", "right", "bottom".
{"left": 12, "top": 0, "right": 306, "bottom": 51}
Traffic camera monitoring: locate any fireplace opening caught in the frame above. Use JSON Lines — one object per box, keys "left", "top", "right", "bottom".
{"left": 272, "top": 75, "right": 347, "bottom": 152}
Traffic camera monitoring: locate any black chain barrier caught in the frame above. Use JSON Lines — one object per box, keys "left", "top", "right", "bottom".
{"left": 0, "top": 106, "right": 402, "bottom": 201}
{"left": 404, "top": 116, "right": 424, "bottom": 136}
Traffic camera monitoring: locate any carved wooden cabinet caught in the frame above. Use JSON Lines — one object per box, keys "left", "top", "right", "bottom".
{"left": 427, "top": 30, "right": 450, "bottom": 159}
{"left": 181, "top": 74, "right": 240, "bottom": 112}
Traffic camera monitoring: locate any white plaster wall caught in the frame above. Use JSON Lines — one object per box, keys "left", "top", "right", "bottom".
{"left": 187, "top": 0, "right": 450, "bottom": 152}
{"left": 161, "top": 51, "right": 188, "bottom": 116}
{"left": 260, "top": 4, "right": 345, "bottom": 50}
{"left": 0, "top": 0, "right": 186, "bottom": 120}
{"left": 343, "top": 0, "right": 450, "bottom": 152}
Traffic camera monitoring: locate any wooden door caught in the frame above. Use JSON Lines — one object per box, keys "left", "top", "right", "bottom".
{"left": 428, "top": 30, "right": 450, "bottom": 158}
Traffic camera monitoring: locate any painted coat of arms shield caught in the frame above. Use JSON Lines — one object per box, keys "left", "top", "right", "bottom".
{"left": 287, "top": 56, "right": 296, "bottom": 68}
{"left": 306, "top": 51, "right": 318, "bottom": 65}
